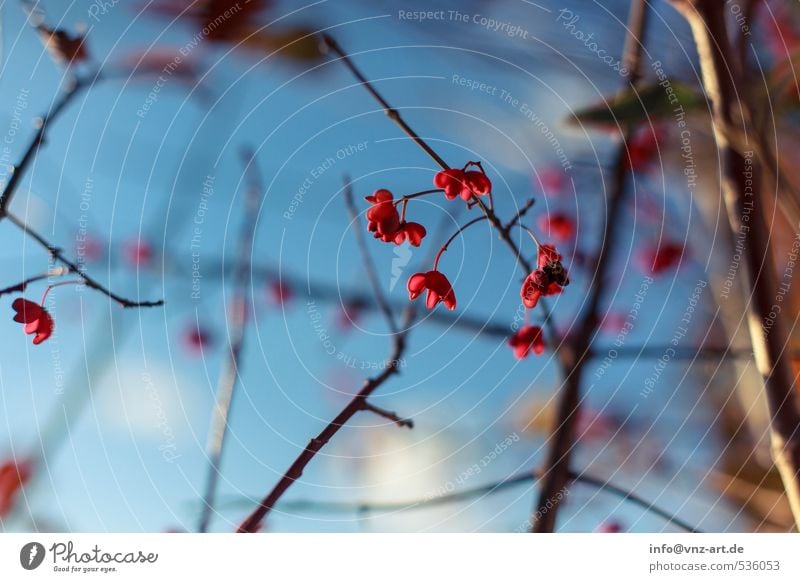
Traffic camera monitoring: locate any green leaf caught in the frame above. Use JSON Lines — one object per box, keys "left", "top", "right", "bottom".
{"left": 568, "top": 81, "right": 707, "bottom": 128}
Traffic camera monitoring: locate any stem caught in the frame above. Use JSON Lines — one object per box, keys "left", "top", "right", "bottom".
{"left": 393, "top": 189, "right": 443, "bottom": 206}
{"left": 40, "top": 279, "right": 83, "bottom": 304}
{"left": 226, "top": 468, "right": 701, "bottom": 533}
{"left": 362, "top": 401, "right": 414, "bottom": 429}
{"left": 0, "top": 75, "right": 93, "bottom": 217}
{"left": 672, "top": 0, "right": 800, "bottom": 529}
{"left": 198, "top": 148, "right": 261, "bottom": 532}
{"left": 531, "top": 0, "right": 650, "bottom": 532}
{"left": 322, "top": 35, "right": 449, "bottom": 170}
{"left": 0, "top": 267, "right": 68, "bottom": 298}
{"left": 432, "top": 216, "right": 488, "bottom": 271}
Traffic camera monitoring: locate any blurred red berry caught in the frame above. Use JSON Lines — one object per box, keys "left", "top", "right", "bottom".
{"left": 267, "top": 280, "right": 293, "bottom": 306}
{"left": 337, "top": 299, "right": 367, "bottom": 330}
{"left": 0, "top": 459, "right": 32, "bottom": 517}
{"left": 600, "top": 311, "right": 628, "bottom": 335}
{"left": 76, "top": 234, "right": 103, "bottom": 263}
{"left": 12, "top": 298, "right": 54, "bottom": 345}
{"left": 538, "top": 213, "right": 575, "bottom": 242}
{"left": 508, "top": 325, "right": 545, "bottom": 359}
{"left": 626, "top": 125, "right": 664, "bottom": 170}
{"left": 183, "top": 326, "right": 212, "bottom": 353}
{"left": 123, "top": 239, "right": 153, "bottom": 266}
{"left": 596, "top": 521, "right": 623, "bottom": 533}
{"left": 535, "top": 167, "right": 565, "bottom": 196}
{"left": 636, "top": 241, "right": 683, "bottom": 275}
{"left": 407, "top": 270, "right": 456, "bottom": 310}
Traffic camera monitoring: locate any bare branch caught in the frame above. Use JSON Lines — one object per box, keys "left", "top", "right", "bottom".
{"left": 671, "top": 0, "right": 800, "bottom": 529}
{"left": 0, "top": 76, "right": 92, "bottom": 216}
{"left": 226, "top": 468, "right": 700, "bottom": 533}
{"left": 361, "top": 401, "right": 413, "bottom": 429}
{"left": 198, "top": 148, "right": 262, "bottom": 532}
{"left": 6, "top": 212, "right": 164, "bottom": 308}
{"left": 0, "top": 266, "right": 68, "bottom": 298}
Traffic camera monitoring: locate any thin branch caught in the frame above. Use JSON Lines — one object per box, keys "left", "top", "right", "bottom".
{"left": 0, "top": 266, "right": 68, "bottom": 297}
{"left": 361, "top": 401, "right": 413, "bottom": 429}
{"left": 671, "top": 0, "right": 800, "bottom": 529}
{"left": 198, "top": 148, "right": 262, "bottom": 532}
{"left": 224, "top": 468, "right": 700, "bottom": 533}
{"left": 235, "top": 208, "right": 460, "bottom": 532}
{"left": 322, "top": 35, "right": 449, "bottom": 170}
{"left": 343, "top": 176, "right": 398, "bottom": 334}
{"left": 237, "top": 306, "right": 416, "bottom": 533}
{"left": 504, "top": 197, "right": 537, "bottom": 231}
{"left": 0, "top": 75, "right": 92, "bottom": 216}
{"left": 6, "top": 212, "right": 164, "bottom": 308}
{"left": 531, "top": 0, "right": 651, "bottom": 533}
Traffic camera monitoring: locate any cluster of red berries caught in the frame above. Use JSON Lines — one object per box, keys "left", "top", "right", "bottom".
{"left": 364, "top": 162, "right": 571, "bottom": 360}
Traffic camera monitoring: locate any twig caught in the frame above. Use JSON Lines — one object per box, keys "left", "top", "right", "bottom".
{"left": 531, "top": 0, "right": 651, "bottom": 532}
{"left": 343, "top": 176, "right": 398, "bottom": 334}
{"left": 0, "top": 266, "right": 68, "bottom": 297}
{"left": 361, "top": 401, "right": 414, "bottom": 429}
{"left": 504, "top": 197, "right": 536, "bottom": 231}
{"left": 671, "top": 0, "right": 800, "bottom": 529}
{"left": 198, "top": 148, "right": 262, "bottom": 532}
{"left": 322, "top": 35, "right": 449, "bottom": 170}
{"left": 6, "top": 212, "right": 164, "bottom": 308}
{"left": 224, "top": 468, "right": 700, "bottom": 532}
{"left": 237, "top": 306, "right": 415, "bottom": 532}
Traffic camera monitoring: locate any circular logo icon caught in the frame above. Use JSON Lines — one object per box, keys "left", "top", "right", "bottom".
{"left": 20, "top": 542, "right": 45, "bottom": 570}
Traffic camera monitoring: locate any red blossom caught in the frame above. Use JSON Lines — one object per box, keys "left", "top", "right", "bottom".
{"left": 407, "top": 270, "right": 456, "bottom": 310}
{"left": 636, "top": 241, "right": 683, "bottom": 275}
{"left": 392, "top": 221, "right": 426, "bottom": 247}
{"left": 538, "top": 213, "right": 575, "bottom": 242}
{"left": 508, "top": 325, "right": 546, "bottom": 359}
{"left": 12, "top": 298, "right": 54, "bottom": 345}
{"left": 365, "top": 189, "right": 402, "bottom": 242}
{"left": 537, "top": 244, "right": 562, "bottom": 267}
{"left": 521, "top": 245, "right": 569, "bottom": 309}
{"left": 0, "top": 459, "right": 32, "bottom": 517}
{"left": 433, "top": 168, "right": 492, "bottom": 201}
